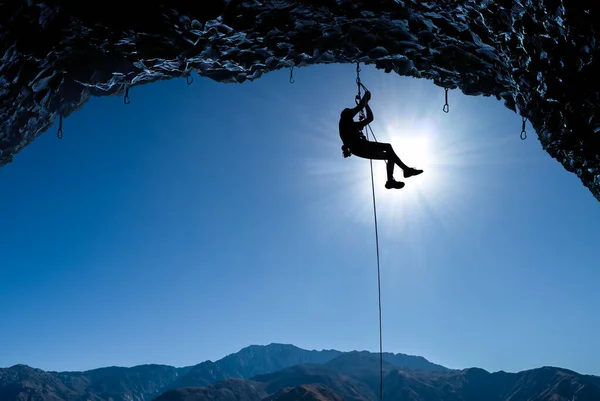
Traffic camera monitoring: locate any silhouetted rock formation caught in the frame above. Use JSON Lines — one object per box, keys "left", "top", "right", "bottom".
{"left": 0, "top": 1, "right": 598, "bottom": 200}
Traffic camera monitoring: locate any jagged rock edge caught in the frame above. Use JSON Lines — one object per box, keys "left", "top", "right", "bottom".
{"left": 0, "top": 0, "right": 598, "bottom": 201}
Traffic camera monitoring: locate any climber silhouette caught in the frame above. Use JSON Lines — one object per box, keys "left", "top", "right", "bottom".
{"left": 339, "top": 90, "right": 423, "bottom": 189}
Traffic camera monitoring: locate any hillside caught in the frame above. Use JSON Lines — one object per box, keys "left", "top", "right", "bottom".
{"left": 4, "top": 344, "right": 597, "bottom": 401}
{"left": 0, "top": 343, "right": 445, "bottom": 401}
{"left": 155, "top": 355, "right": 600, "bottom": 401}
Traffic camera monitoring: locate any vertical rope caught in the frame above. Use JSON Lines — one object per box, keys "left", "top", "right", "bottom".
{"left": 356, "top": 62, "right": 383, "bottom": 400}
{"left": 368, "top": 156, "right": 383, "bottom": 400}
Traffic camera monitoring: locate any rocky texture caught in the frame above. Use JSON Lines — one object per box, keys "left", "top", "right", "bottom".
{"left": 0, "top": 343, "right": 446, "bottom": 401}
{"left": 0, "top": 1, "right": 598, "bottom": 200}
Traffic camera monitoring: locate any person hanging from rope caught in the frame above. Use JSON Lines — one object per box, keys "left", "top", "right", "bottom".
{"left": 339, "top": 90, "right": 423, "bottom": 189}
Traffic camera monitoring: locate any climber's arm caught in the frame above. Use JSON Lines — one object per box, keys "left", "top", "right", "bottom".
{"left": 356, "top": 103, "right": 374, "bottom": 129}
{"left": 342, "top": 91, "right": 371, "bottom": 120}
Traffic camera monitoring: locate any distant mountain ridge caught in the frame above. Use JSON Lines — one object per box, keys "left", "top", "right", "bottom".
{"left": 156, "top": 355, "right": 600, "bottom": 401}
{"left": 169, "top": 344, "right": 344, "bottom": 389}
{"left": 3, "top": 344, "right": 600, "bottom": 400}
{"left": 0, "top": 343, "right": 446, "bottom": 401}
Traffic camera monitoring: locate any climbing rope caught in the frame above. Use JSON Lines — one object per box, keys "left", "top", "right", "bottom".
{"left": 356, "top": 62, "right": 383, "bottom": 401}
{"left": 443, "top": 88, "right": 449, "bottom": 113}
{"left": 56, "top": 115, "right": 63, "bottom": 139}
{"left": 520, "top": 116, "right": 527, "bottom": 140}
{"left": 367, "top": 124, "right": 383, "bottom": 401}
{"left": 355, "top": 63, "right": 367, "bottom": 121}
{"left": 289, "top": 66, "right": 295, "bottom": 84}
{"left": 124, "top": 86, "right": 131, "bottom": 104}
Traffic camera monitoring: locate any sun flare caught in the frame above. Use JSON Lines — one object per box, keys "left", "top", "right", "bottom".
{"left": 349, "top": 114, "right": 448, "bottom": 212}
{"left": 299, "top": 73, "right": 490, "bottom": 257}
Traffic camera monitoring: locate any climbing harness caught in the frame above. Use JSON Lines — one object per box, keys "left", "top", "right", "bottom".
{"left": 443, "top": 88, "right": 450, "bottom": 113}
{"left": 289, "top": 66, "right": 295, "bottom": 84}
{"left": 56, "top": 115, "right": 63, "bottom": 140}
{"left": 354, "top": 62, "right": 384, "bottom": 401}
{"left": 124, "top": 86, "right": 131, "bottom": 104}
{"left": 520, "top": 116, "right": 527, "bottom": 140}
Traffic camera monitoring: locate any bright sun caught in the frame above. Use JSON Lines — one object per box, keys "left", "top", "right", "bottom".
{"left": 300, "top": 73, "right": 480, "bottom": 248}
{"left": 351, "top": 114, "right": 445, "bottom": 212}
{"left": 386, "top": 118, "right": 437, "bottom": 181}
{"left": 298, "top": 70, "right": 532, "bottom": 273}
{"left": 328, "top": 109, "right": 468, "bottom": 259}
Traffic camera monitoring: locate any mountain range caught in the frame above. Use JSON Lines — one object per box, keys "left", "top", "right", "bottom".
{"left": 1, "top": 343, "right": 599, "bottom": 401}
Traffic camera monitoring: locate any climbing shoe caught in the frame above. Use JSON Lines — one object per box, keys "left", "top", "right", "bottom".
{"left": 403, "top": 168, "right": 424, "bottom": 178}
{"left": 385, "top": 180, "right": 405, "bottom": 189}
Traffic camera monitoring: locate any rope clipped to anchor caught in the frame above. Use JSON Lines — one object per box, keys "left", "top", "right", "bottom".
{"left": 124, "top": 86, "right": 131, "bottom": 104}
{"left": 186, "top": 73, "right": 194, "bottom": 85}
{"left": 443, "top": 88, "right": 450, "bottom": 113}
{"left": 56, "top": 115, "right": 63, "bottom": 139}
{"left": 521, "top": 116, "right": 527, "bottom": 140}
{"left": 355, "top": 62, "right": 384, "bottom": 401}
{"left": 185, "top": 59, "right": 194, "bottom": 85}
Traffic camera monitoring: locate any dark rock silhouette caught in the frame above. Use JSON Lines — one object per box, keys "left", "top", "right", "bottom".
{"left": 0, "top": 1, "right": 599, "bottom": 200}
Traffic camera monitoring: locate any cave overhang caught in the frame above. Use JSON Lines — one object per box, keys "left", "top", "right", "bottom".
{"left": 0, "top": 1, "right": 598, "bottom": 200}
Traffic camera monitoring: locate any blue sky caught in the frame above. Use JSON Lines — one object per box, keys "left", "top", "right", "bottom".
{"left": 1, "top": 64, "right": 599, "bottom": 375}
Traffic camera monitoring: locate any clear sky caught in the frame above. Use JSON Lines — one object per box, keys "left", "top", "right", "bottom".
{"left": 1, "top": 64, "right": 599, "bottom": 376}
